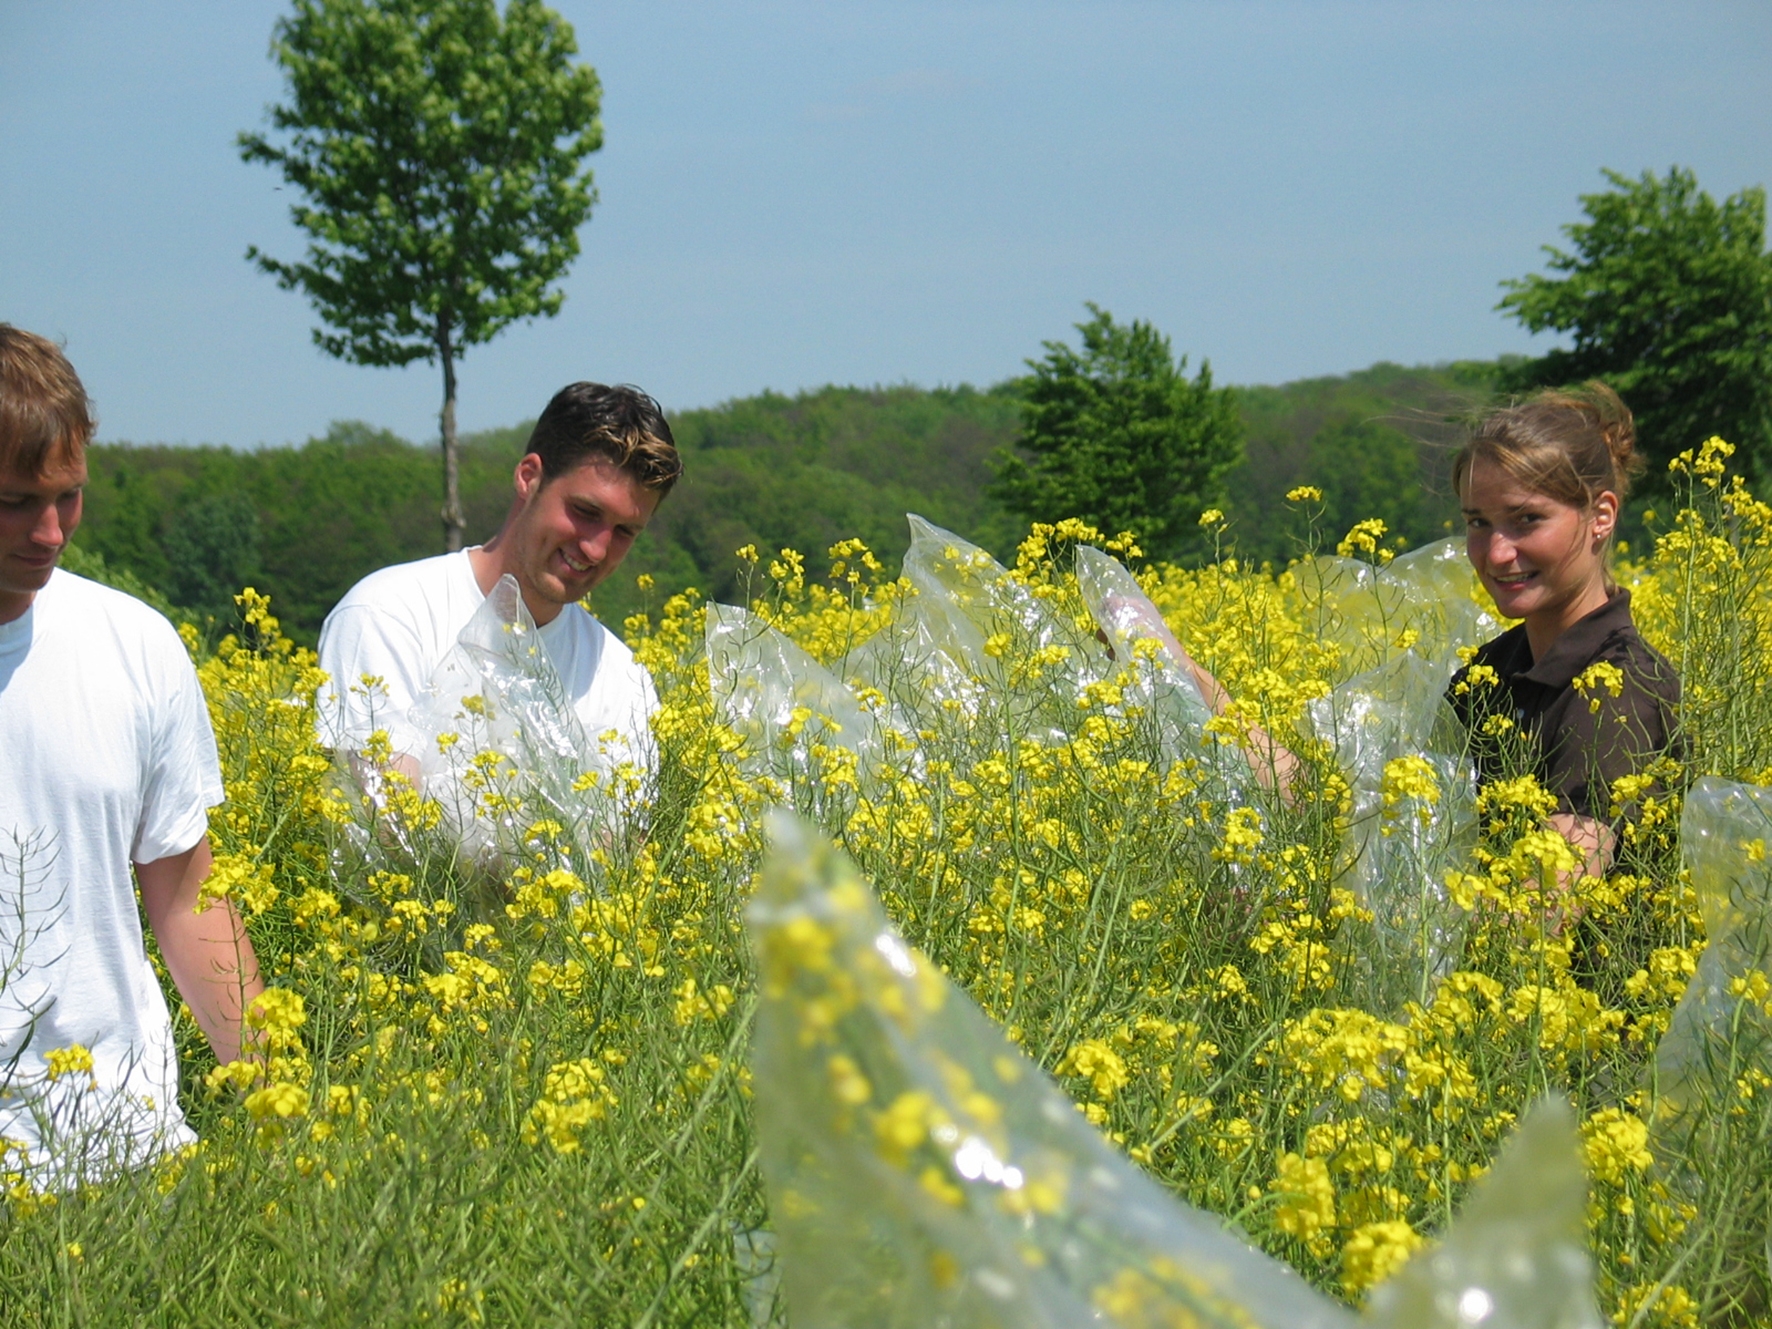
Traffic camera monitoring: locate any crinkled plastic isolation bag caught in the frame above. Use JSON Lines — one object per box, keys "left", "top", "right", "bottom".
{"left": 1362, "top": 1096, "right": 1602, "bottom": 1329}
{"left": 1298, "top": 539, "right": 1498, "bottom": 684}
{"left": 408, "top": 574, "right": 630, "bottom": 866}
{"left": 1072, "top": 543, "right": 1474, "bottom": 1011}
{"left": 1072, "top": 544, "right": 1253, "bottom": 803}
{"left": 1307, "top": 651, "right": 1477, "bottom": 1014}
{"left": 873, "top": 515, "right": 1106, "bottom": 740}
{"left": 1654, "top": 777, "right": 1772, "bottom": 1120}
{"left": 705, "top": 602, "right": 884, "bottom": 789}
{"left": 1377, "top": 538, "right": 1500, "bottom": 678}
{"left": 749, "top": 812, "right": 1602, "bottom": 1329}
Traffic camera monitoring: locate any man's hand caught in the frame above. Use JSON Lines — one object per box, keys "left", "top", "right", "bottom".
{"left": 137, "top": 838, "right": 265, "bottom": 1064}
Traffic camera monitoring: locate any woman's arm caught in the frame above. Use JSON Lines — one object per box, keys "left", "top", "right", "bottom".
{"left": 1108, "top": 600, "right": 1301, "bottom": 795}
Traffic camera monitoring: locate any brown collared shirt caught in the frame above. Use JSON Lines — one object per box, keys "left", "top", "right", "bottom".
{"left": 1446, "top": 590, "right": 1680, "bottom": 820}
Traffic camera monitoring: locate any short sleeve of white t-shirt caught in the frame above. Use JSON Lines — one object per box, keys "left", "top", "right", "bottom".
{"left": 316, "top": 550, "right": 657, "bottom": 773}
{"left": 0, "top": 570, "right": 223, "bottom": 1177}
{"left": 315, "top": 553, "right": 482, "bottom": 758}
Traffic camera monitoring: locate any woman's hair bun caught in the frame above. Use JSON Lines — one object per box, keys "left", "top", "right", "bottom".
{"left": 1579, "top": 380, "right": 1644, "bottom": 482}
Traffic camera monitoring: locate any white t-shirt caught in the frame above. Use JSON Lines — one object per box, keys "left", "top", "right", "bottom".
{"left": 316, "top": 550, "right": 657, "bottom": 771}
{"left": 0, "top": 570, "right": 222, "bottom": 1178}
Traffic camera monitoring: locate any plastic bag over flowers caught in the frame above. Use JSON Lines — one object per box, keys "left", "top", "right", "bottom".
{"left": 332, "top": 574, "right": 647, "bottom": 871}
{"left": 748, "top": 812, "right": 1602, "bottom": 1329}
{"left": 1655, "top": 777, "right": 1772, "bottom": 1121}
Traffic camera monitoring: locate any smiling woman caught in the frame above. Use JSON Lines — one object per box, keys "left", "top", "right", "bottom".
{"left": 1446, "top": 383, "right": 1680, "bottom": 878}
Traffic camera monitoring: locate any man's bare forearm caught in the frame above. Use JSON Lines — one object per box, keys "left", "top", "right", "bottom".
{"left": 137, "top": 840, "right": 265, "bottom": 1064}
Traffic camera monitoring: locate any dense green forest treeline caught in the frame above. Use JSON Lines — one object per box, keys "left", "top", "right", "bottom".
{"left": 72, "top": 360, "right": 1510, "bottom": 644}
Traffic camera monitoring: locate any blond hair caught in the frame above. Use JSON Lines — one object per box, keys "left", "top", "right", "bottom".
{"left": 1453, "top": 381, "right": 1642, "bottom": 511}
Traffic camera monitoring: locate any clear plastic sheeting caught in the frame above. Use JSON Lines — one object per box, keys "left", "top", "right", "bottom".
{"left": 1308, "top": 652, "right": 1477, "bottom": 1014}
{"left": 1654, "top": 778, "right": 1772, "bottom": 1120}
{"left": 706, "top": 516, "right": 1111, "bottom": 774}
{"left": 1364, "top": 1099, "right": 1603, "bottom": 1329}
{"left": 704, "top": 602, "right": 884, "bottom": 789}
{"left": 750, "top": 811, "right": 1353, "bottom": 1329}
{"left": 750, "top": 813, "right": 1603, "bottom": 1329}
{"left": 874, "top": 515, "right": 1109, "bottom": 743}
{"left": 709, "top": 527, "right": 1483, "bottom": 1013}
{"left": 366, "top": 574, "right": 630, "bottom": 868}
{"left": 1297, "top": 543, "right": 1488, "bottom": 1014}
{"left": 1073, "top": 544, "right": 1251, "bottom": 802}
{"left": 1376, "top": 538, "right": 1503, "bottom": 678}
{"left": 1298, "top": 538, "right": 1500, "bottom": 682}
{"left": 825, "top": 514, "right": 1003, "bottom": 720}
{"left": 1073, "top": 544, "right": 1475, "bottom": 1011}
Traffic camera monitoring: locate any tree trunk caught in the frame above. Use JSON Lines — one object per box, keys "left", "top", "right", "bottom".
{"left": 438, "top": 319, "right": 465, "bottom": 552}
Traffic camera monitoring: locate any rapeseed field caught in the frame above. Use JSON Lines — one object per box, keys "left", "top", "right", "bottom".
{"left": 4, "top": 438, "right": 1772, "bottom": 1327}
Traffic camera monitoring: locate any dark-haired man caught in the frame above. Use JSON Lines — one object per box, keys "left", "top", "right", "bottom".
{"left": 317, "top": 382, "right": 682, "bottom": 777}
{"left": 0, "top": 325, "right": 262, "bottom": 1179}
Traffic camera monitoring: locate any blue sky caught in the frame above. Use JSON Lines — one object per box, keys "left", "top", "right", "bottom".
{"left": 2, "top": 1, "right": 1768, "bottom": 448}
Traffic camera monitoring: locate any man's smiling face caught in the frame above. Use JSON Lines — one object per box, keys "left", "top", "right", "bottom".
{"left": 501, "top": 454, "right": 659, "bottom": 621}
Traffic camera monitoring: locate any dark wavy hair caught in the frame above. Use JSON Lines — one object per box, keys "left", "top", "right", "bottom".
{"left": 526, "top": 382, "right": 682, "bottom": 496}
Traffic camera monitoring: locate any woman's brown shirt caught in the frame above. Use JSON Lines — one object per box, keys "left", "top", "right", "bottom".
{"left": 1446, "top": 590, "right": 1680, "bottom": 820}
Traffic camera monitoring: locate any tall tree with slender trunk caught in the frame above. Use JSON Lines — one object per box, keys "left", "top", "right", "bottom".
{"left": 240, "top": 0, "right": 602, "bottom": 551}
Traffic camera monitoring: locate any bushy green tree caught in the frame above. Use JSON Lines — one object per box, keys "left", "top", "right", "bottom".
{"left": 991, "top": 305, "right": 1243, "bottom": 560}
{"left": 1499, "top": 167, "right": 1772, "bottom": 486}
{"left": 163, "top": 491, "right": 264, "bottom": 623}
{"left": 239, "top": 0, "right": 603, "bottom": 550}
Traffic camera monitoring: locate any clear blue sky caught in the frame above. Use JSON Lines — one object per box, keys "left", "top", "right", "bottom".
{"left": 2, "top": 1, "right": 1768, "bottom": 448}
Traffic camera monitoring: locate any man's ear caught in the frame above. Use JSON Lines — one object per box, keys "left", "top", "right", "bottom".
{"left": 514, "top": 454, "right": 545, "bottom": 502}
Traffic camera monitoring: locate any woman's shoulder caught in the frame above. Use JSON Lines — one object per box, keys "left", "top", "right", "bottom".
{"left": 1594, "top": 617, "right": 1680, "bottom": 701}
{"left": 1447, "top": 623, "right": 1528, "bottom": 687}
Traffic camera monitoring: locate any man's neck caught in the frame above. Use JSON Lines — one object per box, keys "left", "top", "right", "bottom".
{"left": 0, "top": 588, "right": 35, "bottom": 625}
{"left": 465, "top": 544, "right": 563, "bottom": 626}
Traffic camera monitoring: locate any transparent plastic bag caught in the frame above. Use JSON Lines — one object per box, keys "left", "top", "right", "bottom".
{"left": 750, "top": 813, "right": 1602, "bottom": 1329}
{"left": 407, "top": 574, "right": 629, "bottom": 866}
{"left": 1307, "top": 653, "right": 1477, "bottom": 1014}
{"left": 1298, "top": 539, "right": 1498, "bottom": 684}
{"left": 1654, "top": 777, "right": 1772, "bottom": 1120}
{"left": 1363, "top": 1097, "right": 1602, "bottom": 1329}
{"left": 704, "top": 602, "right": 884, "bottom": 788}
{"left": 1378, "top": 538, "right": 1501, "bottom": 678}
{"left": 1073, "top": 544, "right": 1252, "bottom": 804}
{"left": 1072, "top": 544, "right": 1475, "bottom": 1011}
{"left": 886, "top": 515, "right": 1107, "bottom": 737}
{"left": 838, "top": 591, "right": 987, "bottom": 722}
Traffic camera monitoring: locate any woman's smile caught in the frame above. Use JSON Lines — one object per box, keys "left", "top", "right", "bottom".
{"left": 1461, "top": 457, "right": 1614, "bottom": 654}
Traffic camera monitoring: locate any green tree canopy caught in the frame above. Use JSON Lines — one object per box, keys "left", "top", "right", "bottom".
{"left": 991, "top": 305, "right": 1244, "bottom": 560}
{"left": 1499, "top": 167, "right": 1772, "bottom": 487}
{"left": 239, "top": 0, "right": 603, "bottom": 550}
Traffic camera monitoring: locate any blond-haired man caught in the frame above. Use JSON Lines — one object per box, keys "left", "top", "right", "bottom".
{"left": 0, "top": 324, "right": 261, "bottom": 1179}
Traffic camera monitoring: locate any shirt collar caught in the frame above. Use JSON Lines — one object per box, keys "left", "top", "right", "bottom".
{"left": 1520, "top": 589, "right": 1634, "bottom": 689}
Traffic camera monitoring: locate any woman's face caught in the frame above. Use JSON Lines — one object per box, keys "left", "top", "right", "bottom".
{"left": 1461, "top": 458, "right": 1617, "bottom": 630}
